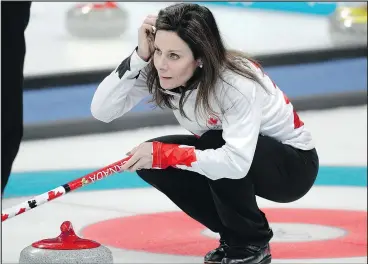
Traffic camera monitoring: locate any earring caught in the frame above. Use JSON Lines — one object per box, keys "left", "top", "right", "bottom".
{"left": 199, "top": 64, "right": 203, "bottom": 68}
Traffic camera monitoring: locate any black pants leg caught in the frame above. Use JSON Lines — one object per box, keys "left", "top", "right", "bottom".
{"left": 1, "top": 2, "right": 32, "bottom": 194}
{"left": 136, "top": 130, "right": 319, "bottom": 247}
{"left": 200, "top": 130, "right": 319, "bottom": 247}
{"left": 138, "top": 135, "right": 227, "bottom": 235}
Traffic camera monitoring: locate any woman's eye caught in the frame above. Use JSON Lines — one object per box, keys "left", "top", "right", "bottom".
{"left": 170, "top": 53, "right": 179, "bottom": 59}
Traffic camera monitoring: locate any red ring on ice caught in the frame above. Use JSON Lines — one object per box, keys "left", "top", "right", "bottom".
{"left": 81, "top": 208, "right": 367, "bottom": 259}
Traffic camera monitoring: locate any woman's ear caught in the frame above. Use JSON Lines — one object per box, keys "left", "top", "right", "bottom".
{"left": 197, "top": 59, "right": 203, "bottom": 68}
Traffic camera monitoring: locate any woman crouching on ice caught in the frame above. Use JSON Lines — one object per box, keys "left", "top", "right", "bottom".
{"left": 91, "top": 3, "right": 319, "bottom": 264}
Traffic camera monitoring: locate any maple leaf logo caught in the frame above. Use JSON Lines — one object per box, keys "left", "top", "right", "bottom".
{"left": 17, "top": 208, "right": 26, "bottom": 215}
{"left": 208, "top": 117, "right": 218, "bottom": 125}
{"left": 47, "top": 190, "right": 64, "bottom": 201}
{"left": 81, "top": 178, "right": 89, "bottom": 186}
{"left": 2, "top": 214, "right": 9, "bottom": 221}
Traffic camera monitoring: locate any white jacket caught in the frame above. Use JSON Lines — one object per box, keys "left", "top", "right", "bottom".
{"left": 91, "top": 49, "right": 315, "bottom": 180}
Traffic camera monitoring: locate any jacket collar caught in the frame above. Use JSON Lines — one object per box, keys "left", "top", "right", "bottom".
{"left": 158, "top": 84, "right": 199, "bottom": 98}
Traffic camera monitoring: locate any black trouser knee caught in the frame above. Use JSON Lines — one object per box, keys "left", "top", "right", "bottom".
{"left": 137, "top": 134, "right": 227, "bottom": 234}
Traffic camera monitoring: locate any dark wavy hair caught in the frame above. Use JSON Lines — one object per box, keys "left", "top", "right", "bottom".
{"left": 146, "top": 3, "right": 265, "bottom": 119}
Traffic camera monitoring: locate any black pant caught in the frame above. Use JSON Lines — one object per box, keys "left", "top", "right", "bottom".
{"left": 137, "top": 130, "right": 319, "bottom": 247}
{"left": 1, "top": 2, "right": 31, "bottom": 194}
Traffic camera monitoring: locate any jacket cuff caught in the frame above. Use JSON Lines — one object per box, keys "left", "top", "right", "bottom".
{"left": 152, "top": 142, "right": 197, "bottom": 169}
{"left": 130, "top": 47, "right": 150, "bottom": 70}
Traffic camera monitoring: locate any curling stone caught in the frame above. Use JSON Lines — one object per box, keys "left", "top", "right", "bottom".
{"left": 19, "top": 221, "right": 113, "bottom": 264}
{"left": 328, "top": 3, "right": 367, "bottom": 46}
{"left": 65, "top": 2, "right": 128, "bottom": 39}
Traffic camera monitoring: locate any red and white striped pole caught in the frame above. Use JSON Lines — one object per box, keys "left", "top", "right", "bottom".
{"left": 2, "top": 156, "right": 131, "bottom": 222}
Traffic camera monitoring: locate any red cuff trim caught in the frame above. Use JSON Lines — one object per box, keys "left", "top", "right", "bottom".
{"left": 152, "top": 142, "right": 197, "bottom": 169}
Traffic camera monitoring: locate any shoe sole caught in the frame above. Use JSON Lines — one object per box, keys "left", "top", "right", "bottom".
{"left": 217, "top": 255, "right": 272, "bottom": 264}
{"left": 260, "top": 255, "right": 272, "bottom": 264}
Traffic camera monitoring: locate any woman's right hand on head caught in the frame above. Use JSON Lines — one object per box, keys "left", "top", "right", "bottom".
{"left": 137, "top": 15, "right": 157, "bottom": 62}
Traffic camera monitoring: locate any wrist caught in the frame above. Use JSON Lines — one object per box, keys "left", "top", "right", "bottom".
{"left": 137, "top": 48, "right": 150, "bottom": 62}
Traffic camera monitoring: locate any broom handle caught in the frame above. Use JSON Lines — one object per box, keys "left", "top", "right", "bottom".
{"left": 2, "top": 156, "right": 131, "bottom": 222}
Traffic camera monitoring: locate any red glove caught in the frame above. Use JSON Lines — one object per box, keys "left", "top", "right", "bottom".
{"left": 152, "top": 141, "right": 197, "bottom": 169}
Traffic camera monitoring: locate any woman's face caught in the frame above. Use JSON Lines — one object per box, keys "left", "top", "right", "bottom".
{"left": 153, "top": 30, "right": 200, "bottom": 89}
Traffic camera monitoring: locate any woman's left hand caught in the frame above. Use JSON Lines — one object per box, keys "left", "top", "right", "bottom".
{"left": 121, "top": 142, "right": 153, "bottom": 172}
